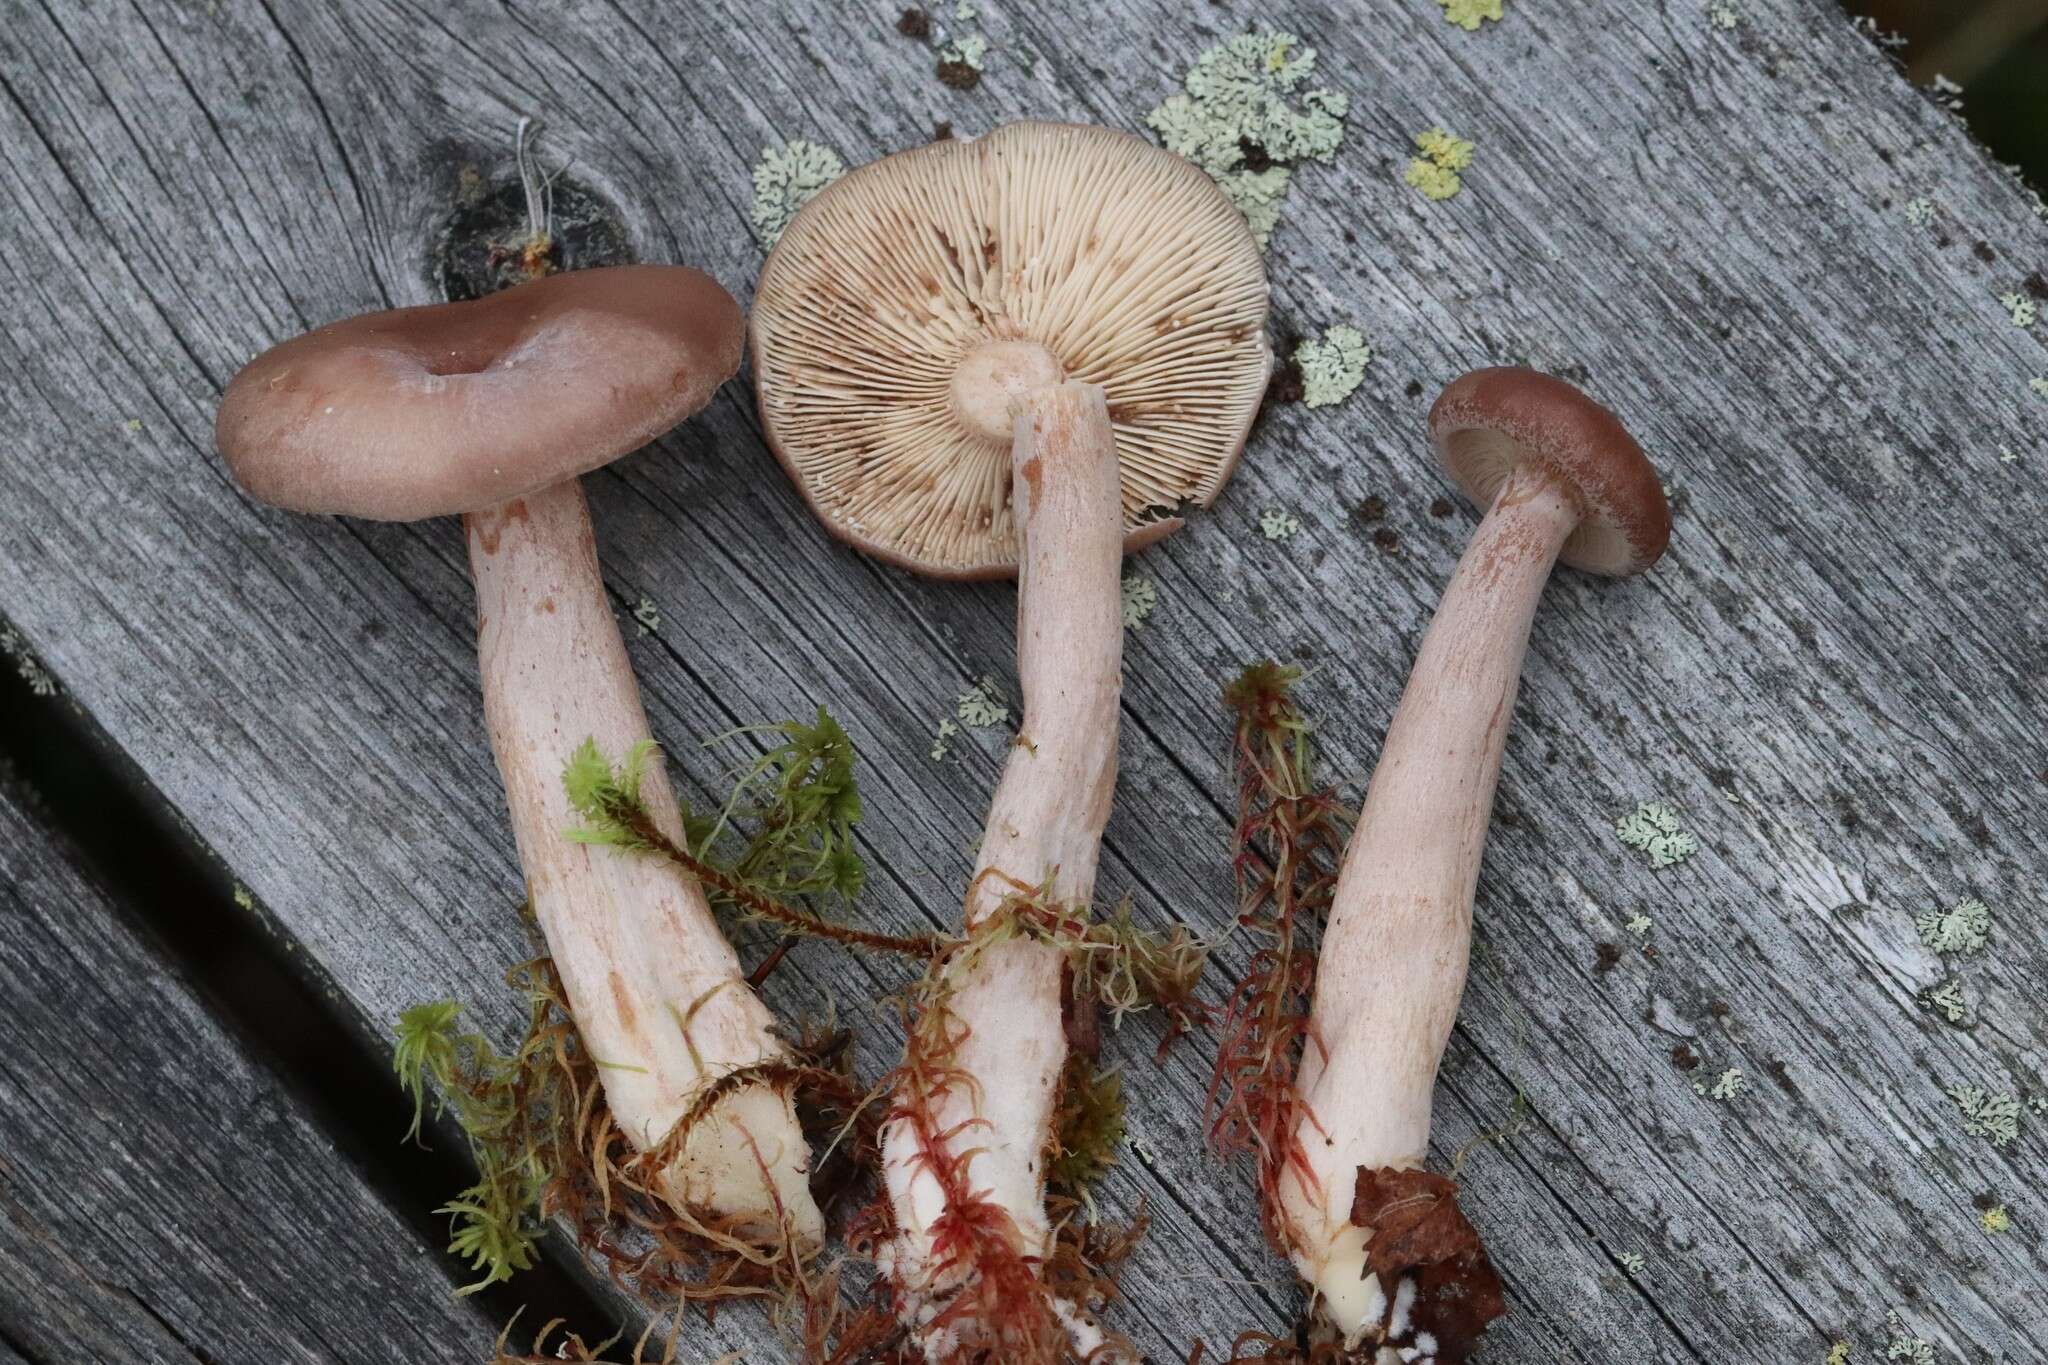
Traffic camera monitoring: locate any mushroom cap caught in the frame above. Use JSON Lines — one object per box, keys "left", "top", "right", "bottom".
{"left": 750, "top": 120, "right": 1271, "bottom": 579}
{"left": 216, "top": 265, "right": 745, "bottom": 520}
{"left": 1427, "top": 368, "right": 1670, "bottom": 576}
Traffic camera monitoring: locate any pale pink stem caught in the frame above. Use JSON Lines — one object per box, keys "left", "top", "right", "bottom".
{"left": 881, "top": 383, "right": 1123, "bottom": 1332}
{"left": 1281, "top": 464, "right": 1580, "bottom": 1331}
{"left": 467, "top": 480, "right": 822, "bottom": 1244}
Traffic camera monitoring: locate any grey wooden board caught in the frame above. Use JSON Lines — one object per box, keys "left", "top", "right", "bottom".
{"left": 1, "top": 0, "right": 2044, "bottom": 1360}
{"left": 0, "top": 784, "right": 497, "bottom": 1362}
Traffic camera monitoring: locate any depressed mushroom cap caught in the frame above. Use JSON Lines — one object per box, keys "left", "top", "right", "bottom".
{"left": 751, "top": 120, "right": 1271, "bottom": 579}
{"left": 216, "top": 265, "right": 745, "bottom": 520}
{"left": 1428, "top": 368, "right": 1670, "bottom": 576}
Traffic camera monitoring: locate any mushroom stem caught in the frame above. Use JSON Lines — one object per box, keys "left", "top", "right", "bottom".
{"left": 881, "top": 382, "right": 1123, "bottom": 1348}
{"left": 1281, "top": 463, "right": 1578, "bottom": 1340}
{"left": 467, "top": 480, "right": 823, "bottom": 1246}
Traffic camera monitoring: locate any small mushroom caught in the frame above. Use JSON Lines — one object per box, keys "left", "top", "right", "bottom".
{"left": 1279, "top": 368, "right": 1669, "bottom": 1356}
{"left": 751, "top": 119, "right": 1271, "bottom": 578}
{"left": 753, "top": 122, "right": 1267, "bottom": 1351}
{"left": 215, "top": 266, "right": 824, "bottom": 1245}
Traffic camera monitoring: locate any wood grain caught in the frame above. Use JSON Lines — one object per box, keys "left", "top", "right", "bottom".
{"left": 2, "top": 0, "right": 2044, "bottom": 1360}
{"left": 0, "top": 784, "right": 495, "bottom": 1362}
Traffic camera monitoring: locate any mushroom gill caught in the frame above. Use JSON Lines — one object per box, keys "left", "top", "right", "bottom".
{"left": 751, "top": 120, "right": 1271, "bottom": 578}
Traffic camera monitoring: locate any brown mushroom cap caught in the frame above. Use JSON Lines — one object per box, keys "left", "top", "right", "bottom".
{"left": 1427, "top": 368, "right": 1670, "bottom": 576}
{"left": 750, "top": 120, "right": 1270, "bottom": 579}
{"left": 216, "top": 265, "right": 744, "bottom": 520}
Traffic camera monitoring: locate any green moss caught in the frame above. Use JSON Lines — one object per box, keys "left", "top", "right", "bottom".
{"left": 1049, "top": 1056, "right": 1127, "bottom": 1194}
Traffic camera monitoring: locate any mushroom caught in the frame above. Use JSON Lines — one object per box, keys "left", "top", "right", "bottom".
{"left": 750, "top": 119, "right": 1270, "bottom": 579}
{"left": 750, "top": 122, "right": 1268, "bottom": 1354}
{"left": 214, "top": 265, "right": 825, "bottom": 1247}
{"left": 1278, "top": 368, "right": 1669, "bottom": 1359}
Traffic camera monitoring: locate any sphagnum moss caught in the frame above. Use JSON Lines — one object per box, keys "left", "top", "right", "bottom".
{"left": 411, "top": 713, "right": 1211, "bottom": 1361}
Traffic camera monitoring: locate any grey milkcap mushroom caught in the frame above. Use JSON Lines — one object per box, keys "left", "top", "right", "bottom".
{"left": 752, "top": 121, "right": 1268, "bottom": 1356}
{"left": 1279, "top": 368, "right": 1669, "bottom": 1360}
{"left": 214, "top": 265, "right": 825, "bottom": 1246}
{"left": 750, "top": 119, "right": 1271, "bottom": 579}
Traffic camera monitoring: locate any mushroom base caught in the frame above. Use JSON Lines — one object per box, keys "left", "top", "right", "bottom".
{"left": 467, "top": 479, "right": 823, "bottom": 1247}
{"left": 1281, "top": 1166, "right": 1504, "bottom": 1365}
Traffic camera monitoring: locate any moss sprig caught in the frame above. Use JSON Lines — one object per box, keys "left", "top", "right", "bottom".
{"left": 687, "top": 708, "right": 867, "bottom": 907}
{"left": 393, "top": 954, "right": 574, "bottom": 1294}
{"left": 1210, "top": 662, "right": 1350, "bottom": 1245}
{"left": 564, "top": 735, "right": 940, "bottom": 961}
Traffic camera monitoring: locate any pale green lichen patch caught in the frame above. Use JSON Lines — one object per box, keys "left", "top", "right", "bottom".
{"left": 956, "top": 676, "right": 1010, "bottom": 729}
{"left": 2030, "top": 377, "right": 2048, "bottom": 398}
{"left": 930, "top": 717, "right": 960, "bottom": 762}
{"left": 1921, "top": 978, "right": 1970, "bottom": 1025}
{"left": 1981, "top": 1203, "right": 2011, "bottom": 1234}
{"left": 1406, "top": 126, "right": 1475, "bottom": 202}
{"left": 1615, "top": 1250, "right": 1645, "bottom": 1274}
{"left": 1706, "top": 2, "right": 1741, "bottom": 29}
{"left": 1947, "top": 1083, "right": 2022, "bottom": 1147}
{"left": 1704, "top": 1067, "right": 1746, "bottom": 1102}
{"left": 631, "top": 595, "right": 660, "bottom": 637}
{"left": 1885, "top": 1312, "right": 1935, "bottom": 1364}
{"left": 1439, "top": 0, "right": 1503, "bottom": 30}
{"left": 2001, "top": 292, "right": 2039, "bottom": 328}
{"left": 1120, "top": 575, "right": 1159, "bottom": 631}
{"left": 0, "top": 626, "right": 57, "bottom": 698}
{"left": 1624, "top": 913, "right": 1653, "bottom": 937}
{"left": 749, "top": 139, "right": 845, "bottom": 247}
{"left": 1295, "top": 325, "right": 1371, "bottom": 407}
{"left": 1825, "top": 1343, "right": 1850, "bottom": 1365}
{"left": 942, "top": 32, "right": 988, "bottom": 70}
{"left": 1615, "top": 801, "right": 1699, "bottom": 869}
{"left": 1902, "top": 196, "right": 1936, "bottom": 226}
{"left": 1146, "top": 30, "right": 1349, "bottom": 248}
{"left": 232, "top": 884, "right": 254, "bottom": 911}
{"left": 1916, "top": 896, "right": 1990, "bottom": 955}
{"left": 1259, "top": 507, "right": 1301, "bottom": 541}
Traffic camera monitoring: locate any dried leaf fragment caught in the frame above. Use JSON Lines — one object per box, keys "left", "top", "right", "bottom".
{"left": 1350, "top": 1167, "right": 1506, "bottom": 1361}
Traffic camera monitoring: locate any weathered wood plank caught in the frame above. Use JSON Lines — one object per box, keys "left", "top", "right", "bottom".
{"left": 0, "top": 782, "right": 498, "bottom": 1361}
{"left": 2, "top": 0, "right": 2045, "bottom": 1361}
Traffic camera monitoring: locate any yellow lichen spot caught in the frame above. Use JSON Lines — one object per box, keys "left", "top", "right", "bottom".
{"left": 1824, "top": 1344, "right": 1849, "bottom": 1365}
{"left": 1406, "top": 127, "right": 1476, "bottom": 201}
{"left": 1415, "top": 127, "right": 1475, "bottom": 170}
{"left": 1982, "top": 1204, "right": 2011, "bottom": 1234}
{"left": 1406, "top": 159, "right": 1461, "bottom": 201}
{"left": 1439, "top": 0, "right": 1504, "bottom": 31}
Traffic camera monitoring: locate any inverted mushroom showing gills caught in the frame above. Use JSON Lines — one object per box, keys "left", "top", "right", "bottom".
{"left": 215, "top": 266, "right": 824, "bottom": 1248}
{"left": 751, "top": 119, "right": 1271, "bottom": 579}
{"left": 752, "top": 122, "right": 1268, "bottom": 1358}
{"left": 1279, "top": 368, "right": 1670, "bottom": 1361}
